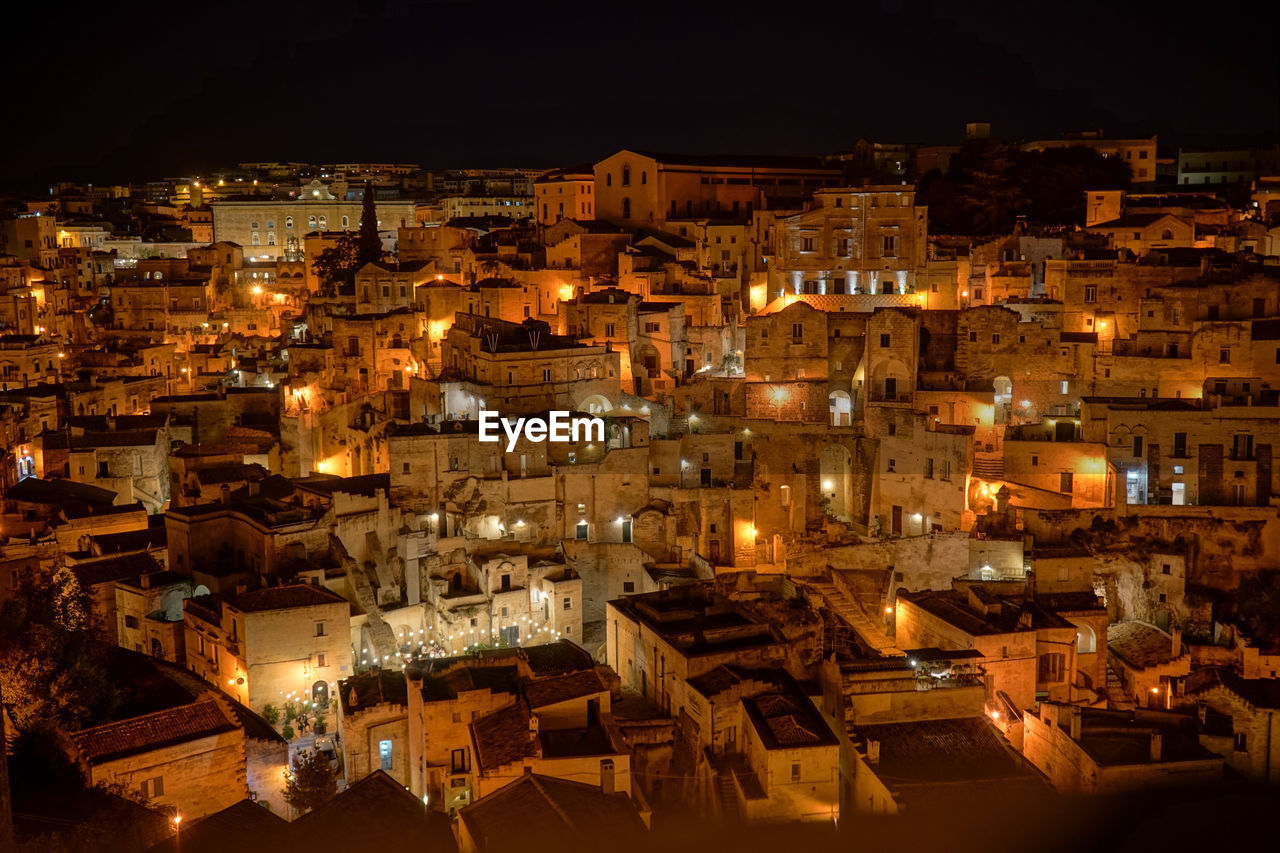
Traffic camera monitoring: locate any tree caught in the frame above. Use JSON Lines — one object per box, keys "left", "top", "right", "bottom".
{"left": 261, "top": 704, "right": 280, "bottom": 726}
{"left": 0, "top": 576, "right": 118, "bottom": 731}
{"left": 356, "top": 181, "right": 383, "bottom": 267}
{"left": 283, "top": 749, "right": 338, "bottom": 814}
{"left": 312, "top": 234, "right": 361, "bottom": 292}
{"left": 50, "top": 568, "right": 88, "bottom": 631}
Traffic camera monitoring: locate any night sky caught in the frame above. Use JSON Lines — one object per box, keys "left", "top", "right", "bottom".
{"left": 5, "top": 0, "right": 1277, "bottom": 184}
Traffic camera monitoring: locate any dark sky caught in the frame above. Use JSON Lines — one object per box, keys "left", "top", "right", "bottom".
{"left": 5, "top": 0, "right": 1278, "bottom": 184}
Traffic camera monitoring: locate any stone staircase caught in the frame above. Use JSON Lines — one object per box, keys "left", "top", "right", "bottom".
{"left": 732, "top": 460, "right": 754, "bottom": 489}
{"left": 1105, "top": 661, "right": 1132, "bottom": 709}
{"left": 667, "top": 415, "right": 689, "bottom": 436}
{"left": 806, "top": 579, "right": 903, "bottom": 657}
{"left": 343, "top": 547, "right": 399, "bottom": 663}
{"left": 714, "top": 774, "right": 741, "bottom": 822}
{"left": 972, "top": 453, "right": 1005, "bottom": 480}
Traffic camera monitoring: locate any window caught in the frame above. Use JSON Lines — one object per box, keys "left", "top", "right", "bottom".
{"left": 1234, "top": 732, "right": 1248, "bottom": 752}
{"left": 315, "top": 621, "right": 326, "bottom": 637}
{"left": 450, "top": 748, "right": 471, "bottom": 773}
{"left": 621, "top": 165, "right": 631, "bottom": 186}
{"left": 1060, "top": 380, "right": 1069, "bottom": 394}
{"left": 992, "top": 333, "right": 1001, "bottom": 344}
{"left": 1220, "top": 348, "right": 1230, "bottom": 364}
{"left": 1031, "top": 455, "right": 1039, "bottom": 467}
{"left": 1038, "top": 653, "right": 1065, "bottom": 682}
{"left": 563, "top": 596, "right": 572, "bottom": 610}
{"left": 1060, "top": 472, "right": 1074, "bottom": 493}
{"left": 1133, "top": 436, "right": 1144, "bottom": 457}
{"left": 968, "top": 331, "right": 978, "bottom": 342}
{"left": 605, "top": 323, "right": 615, "bottom": 337}
{"left": 882, "top": 234, "right": 898, "bottom": 257}
{"left": 1162, "top": 563, "right": 1172, "bottom": 575}
{"left": 542, "top": 368, "right": 551, "bottom": 381}
{"left": 623, "top": 581, "right": 635, "bottom": 593}
{"left": 576, "top": 521, "right": 588, "bottom": 540}
{"left": 139, "top": 776, "right": 165, "bottom": 799}
{"left": 924, "top": 457, "right": 934, "bottom": 479}
{"left": 1084, "top": 285, "right": 1097, "bottom": 302}
{"left": 792, "top": 323, "right": 804, "bottom": 343}
{"left": 801, "top": 236, "right": 814, "bottom": 252}
{"left": 379, "top": 739, "right": 393, "bottom": 771}
{"left": 887, "top": 458, "right": 896, "bottom": 472}
{"left": 317, "top": 652, "right": 327, "bottom": 668}
{"left": 791, "top": 762, "right": 801, "bottom": 782}
{"left": 880, "top": 333, "right": 890, "bottom": 347}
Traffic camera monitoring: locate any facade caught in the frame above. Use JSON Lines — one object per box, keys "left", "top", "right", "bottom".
{"left": 182, "top": 584, "right": 353, "bottom": 712}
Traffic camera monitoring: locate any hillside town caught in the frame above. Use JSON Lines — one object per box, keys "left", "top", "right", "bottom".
{"left": 2, "top": 127, "right": 1280, "bottom": 852}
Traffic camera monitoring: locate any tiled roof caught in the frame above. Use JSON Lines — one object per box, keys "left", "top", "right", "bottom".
{"left": 1108, "top": 621, "right": 1181, "bottom": 670}
{"left": 471, "top": 702, "right": 537, "bottom": 771}
{"left": 230, "top": 583, "right": 346, "bottom": 612}
{"left": 851, "top": 717, "right": 1036, "bottom": 784}
{"left": 742, "top": 687, "right": 838, "bottom": 750}
{"left": 71, "top": 553, "right": 164, "bottom": 587}
{"left": 292, "top": 770, "right": 450, "bottom": 852}
{"left": 72, "top": 696, "right": 237, "bottom": 764}
{"left": 459, "top": 773, "right": 647, "bottom": 852}
{"left": 522, "top": 669, "right": 606, "bottom": 709}
{"left": 143, "top": 799, "right": 288, "bottom": 853}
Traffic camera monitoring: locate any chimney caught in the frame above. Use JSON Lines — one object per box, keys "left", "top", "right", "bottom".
{"left": 1149, "top": 731, "right": 1163, "bottom": 762}
{"left": 1069, "top": 705, "right": 1082, "bottom": 741}
{"left": 865, "top": 739, "right": 880, "bottom": 765}
{"left": 1171, "top": 626, "right": 1182, "bottom": 658}
{"left": 139, "top": 573, "right": 151, "bottom": 589}
{"left": 600, "top": 758, "right": 616, "bottom": 795}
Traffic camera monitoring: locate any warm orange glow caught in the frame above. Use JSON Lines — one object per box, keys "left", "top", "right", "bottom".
{"left": 559, "top": 285, "right": 574, "bottom": 301}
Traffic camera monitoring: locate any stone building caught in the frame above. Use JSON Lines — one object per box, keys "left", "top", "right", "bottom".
{"left": 182, "top": 583, "right": 353, "bottom": 712}
{"left": 533, "top": 166, "right": 595, "bottom": 226}
{"left": 769, "top": 187, "right": 928, "bottom": 299}
{"left": 69, "top": 694, "right": 249, "bottom": 820}
{"left": 1022, "top": 702, "right": 1222, "bottom": 794}
{"left": 593, "top": 150, "right": 839, "bottom": 229}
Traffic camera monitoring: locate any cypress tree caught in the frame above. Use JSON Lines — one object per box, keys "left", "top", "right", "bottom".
{"left": 357, "top": 180, "right": 383, "bottom": 266}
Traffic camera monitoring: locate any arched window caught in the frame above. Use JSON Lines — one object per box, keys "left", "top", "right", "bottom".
{"left": 250, "top": 231, "right": 260, "bottom": 246}
{"left": 285, "top": 215, "right": 294, "bottom": 229}
{"left": 622, "top": 197, "right": 631, "bottom": 219}
{"left": 267, "top": 231, "right": 276, "bottom": 245}
{"left": 308, "top": 215, "right": 317, "bottom": 228}
{"left": 318, "top": 215, "right": 327, "bottom": 229}
{"left": 341, "top": 215, "right": 349, "bottom": 228}
{"left": 1160, "top": 228, "right": 1174, "bottom": 240}
{"left": 621, "top": 165, "right": 631, "bottom": 186}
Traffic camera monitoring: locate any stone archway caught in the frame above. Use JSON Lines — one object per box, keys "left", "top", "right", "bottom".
{"left": 829, "top": 390, "right": 852, "bottom": 426}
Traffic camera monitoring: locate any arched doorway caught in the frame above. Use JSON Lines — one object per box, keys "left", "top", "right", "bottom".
{"left": 829, "top": 391, "right": 852, "bottom": 426}
{"left": 579, "top": 393, "right": 613, "bottom": 414}
{"left": 312, "top": 680, "right": 330, "bottom": 707}
{"left": 819, "top": 444, "right": 854, "bottom": 521}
